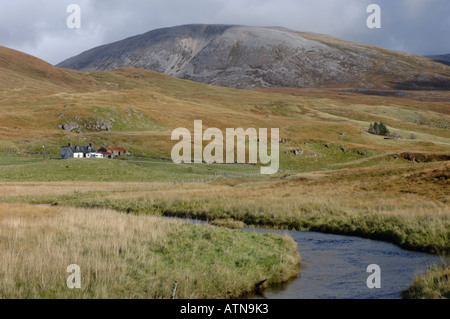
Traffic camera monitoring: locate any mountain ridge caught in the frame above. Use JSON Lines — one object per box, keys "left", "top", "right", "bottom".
{"left": 426, "top": 54, "right": 450, "bottom": 66}
{"left": 57, "top": 24, "right": 450, "bottom": 90}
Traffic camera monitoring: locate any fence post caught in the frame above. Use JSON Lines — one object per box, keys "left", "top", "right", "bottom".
{"left": 171, "top": 281, "right": 178, "bottom": 299}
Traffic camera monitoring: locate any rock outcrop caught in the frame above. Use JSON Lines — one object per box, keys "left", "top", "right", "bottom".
{"left": 59, "top": 118, "right": 113, "bottom": 133}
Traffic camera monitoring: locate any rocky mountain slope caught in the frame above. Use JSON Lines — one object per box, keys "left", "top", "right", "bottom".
{"left": 57, "top": 24, "right": 450, "bottom": 90}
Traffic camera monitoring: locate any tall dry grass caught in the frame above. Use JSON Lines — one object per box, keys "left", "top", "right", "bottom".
{"left": 0, "top": 203, "right": 299, "bottom": 299}
{"left": 32, "top": 162, "right": 447, "bottom": 255}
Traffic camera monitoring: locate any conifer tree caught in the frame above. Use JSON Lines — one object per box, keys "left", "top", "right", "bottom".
{"left": 379, "top": 122, "right": 390, "bottom": 136}
{"left": 373, "top": 122, "right": 380, "bottom": 135}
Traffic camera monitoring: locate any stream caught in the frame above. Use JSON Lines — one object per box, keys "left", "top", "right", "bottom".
{"left": 242, "top": 228, "right": 445, "bottom": 299}
{"left": 169, "top": 218, "right": 445, "bottom": 299}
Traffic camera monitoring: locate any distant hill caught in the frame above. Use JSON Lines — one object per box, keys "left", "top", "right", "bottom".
{"left": 57, "top": 24, "right": 450, "bottom": 90}
{"left": 0, "top": 45, "right": 449, "bottom": 168}
{"left": 426, "top": 54, "right": 450, "bottom": 66}
{"left": 0, "top": 46, "right": 97, "bottom": 93}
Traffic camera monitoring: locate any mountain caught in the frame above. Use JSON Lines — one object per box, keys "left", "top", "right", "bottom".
{"left": 426, "top": 54, "right": 450, "bottom": 66}
{"left": 57, "top": 24, "right": 450, "bottom": 90}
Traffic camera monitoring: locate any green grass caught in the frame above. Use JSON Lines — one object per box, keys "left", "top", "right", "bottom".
{"left": 0, "top": 154, "right": 262, "bottom": 182}
{"left": 0, "top": 153, "right": 41, "bottom": 166}
{"left": 210, "top": 218, "right": 246, "bottom": 229}
{"left": 279, "top": 140, "right": 387, "bottom": 172}
{"left": 402, "top": 262, "right": 450, "bottom": 299}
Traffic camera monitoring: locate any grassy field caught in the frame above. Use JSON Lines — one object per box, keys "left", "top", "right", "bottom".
{"left": 0, "top": 154, "right": 262, "bottom": 182}
{"left": 0, "top": 203, "right": 299, "bottom": 299}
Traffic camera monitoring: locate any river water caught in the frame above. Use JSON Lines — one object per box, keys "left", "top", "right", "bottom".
{"left": 167, "top": 217, "right": 445, "bottom": 299}
{"left": 242, "top": 228, "right": 445, "bottom": 299}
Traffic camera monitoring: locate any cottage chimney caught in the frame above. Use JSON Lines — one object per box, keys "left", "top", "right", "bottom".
{"left": 68, "top": 143, "right": 72, "bottom": 147}
{"left": 89, "top": 143, "right": 92, "bottom": 147}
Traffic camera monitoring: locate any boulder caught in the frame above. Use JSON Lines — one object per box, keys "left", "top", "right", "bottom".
{"left": 291, "top": 149, "right": 304, "bottom": 156}
{"left": 62, "top": 122, "right": 80, "bottom": 132}
{"left": 62, "top": 124, "right": 72, "bottom": 131}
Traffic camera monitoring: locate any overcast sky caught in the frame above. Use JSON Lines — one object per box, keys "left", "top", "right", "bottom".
{"left": 1, "top": 0, "right": 449, "bottom": 65}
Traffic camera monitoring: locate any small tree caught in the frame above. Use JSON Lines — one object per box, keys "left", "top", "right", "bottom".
{"left": 368, "top": 122, "right": 390, "bottom": 136}
{"left": 379, "top": 122, "right": 390, "bottom": 136}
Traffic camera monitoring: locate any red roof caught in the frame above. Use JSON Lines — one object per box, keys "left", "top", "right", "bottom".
{"left": 105, "top": 146, "right": 127, "bottom": 152}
